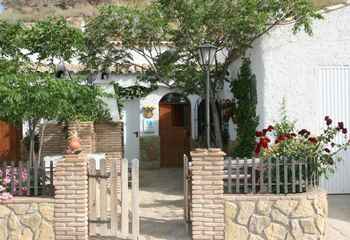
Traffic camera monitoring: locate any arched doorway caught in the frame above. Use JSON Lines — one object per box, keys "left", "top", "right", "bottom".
{"left": 159, "top": 93, "right": 191, "bottom": 168}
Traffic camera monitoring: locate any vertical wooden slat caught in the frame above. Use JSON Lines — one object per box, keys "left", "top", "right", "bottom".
{"left": 268, "top": 158, "right": 272, "bottom": 193}
{"left": 11, "top": 161, "right": 15, "bottom": 195}
{"left": 305, "top": 160, "right": 309, "bottom": 192}
{"left": 244, "top": 158, "right": 248, "bottom": 193}
{"left": 276, "top": 157, "right": 280, "bottom": 194}
{"left": 259, "top": 159, "right": 265, "bottom": 193}
{"left": 299, "top": 160, "right": 303, "bottom": 193}
{"left": 132, "top": 159, "right": 139, "bottom": 240}
{"left": 18, "top": 161, "right": 23, "bottom": 196}
{"left": 99, "top": 158, "right": 108, "bottom": 234}
{"left": 235, "top": 158, "right": 239, "bottom": 193}
{"left": 121, "top": 158, "right": 129, "bottom": 236}
{"left": 284, "top": 157, "right": 288, "bottom": 194}
{"left": 184, "top": 155, "right": 189, "bottom": 222}
{"left": 292, "top": 158, "right": 296, "bottom": 193}
{"left": 50, "top": 161, "right": 54, "bottom": 196}
{"left": 26, "top": 160, "right": 31, "bottom": 196}
{"left": 227, "top": 158, "right": 232, "bottom": 193}
{"left": 88, "top": 159, "right": 97, "bottom": 236}
{"left": 34, "top": 159, "right": 38, "bottom": 196}
{"left": 110, "top": 158, "right": 119, "bottom": 236}
{"left": 2, "top": 162, "right": 6, "bottom": 191}
{"left": 252, "top": 158, "right": 256, "bottom": 194}
{"left": 41, "top": 162, "right": 46, "bottom": 196}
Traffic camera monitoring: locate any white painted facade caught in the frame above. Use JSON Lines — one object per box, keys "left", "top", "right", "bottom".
{"left": 226, "top": 6, "right": 350, "bottom": 193}
{"left": 96, "top": 74, "right": 201, "bottom": 160}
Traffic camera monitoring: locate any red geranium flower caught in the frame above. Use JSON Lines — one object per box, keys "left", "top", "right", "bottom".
{"left": 298, "top": 129, "right": 310, "bottom": 137}
{"left": 324, "top": 116, "right": 332, "bottom": 126}
{"left": 308, "top": 137, "right": 318, "bottom": 144}
{"left": 255, "top": 144, "right": 261, "bottom": 156}
{"left": 277, "top": 135, "right": 288, "bottom": 142}
{"left": 256, "top": 131, "right": 263, "bottom": 137}
{"left": 259, "top": 137, "right": 270, "bottom": 148}
{"left": 262, "top": 129, "right": 268, "bottom": 135}
{"left": 342, "top": 128, "right": 348, "bottom": 134}
{"left": 267, "top": 125, "right": 274, "bottom": 132}
{"left": 338, "top": 122, "right": 344, "bottom": 130}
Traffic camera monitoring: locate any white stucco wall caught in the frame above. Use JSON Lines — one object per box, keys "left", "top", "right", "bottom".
{"left": 140, "top": 87, "right": 200, "bottom": 138}
{"left": 226, "top": 6, "right": 350, "bottom": 138}
{"left": 96, "top": 74, "right": 200, "bottom": 139}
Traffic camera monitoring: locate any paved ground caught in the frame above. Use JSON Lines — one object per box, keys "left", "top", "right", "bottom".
{"left": 326, "top": 195, "right": 350, "bottom": 240}
{"left": 139, "top": 168, "right": 191, "bottom": 240}
{"left": 91, "top": 168, "right": 350, "bottom": 240}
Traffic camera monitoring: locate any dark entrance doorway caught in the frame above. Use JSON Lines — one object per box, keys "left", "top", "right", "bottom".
{"left": 159, "top": 93, "right": 191, "bottom": 168}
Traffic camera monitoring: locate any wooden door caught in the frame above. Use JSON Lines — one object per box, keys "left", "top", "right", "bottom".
{"left": 0, "top": 121, "right": 22, "bottom": 161}
{"left": 159, "top": 103, "right": 190, "bottom": 168}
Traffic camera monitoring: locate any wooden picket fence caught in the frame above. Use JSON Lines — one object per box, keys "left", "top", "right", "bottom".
{"left": 184, "top": 154, "right": 192, "bottom": 225}
{"left": 0, "top": 160, "right": 54, "bottom": 197}
{"left": 224, "top": 157, "right": 319, "bottom": 194}
{"left": 88, "top": 157, "right": 139, "bottom": 239}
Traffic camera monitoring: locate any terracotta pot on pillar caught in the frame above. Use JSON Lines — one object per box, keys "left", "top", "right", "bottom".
{"left": 66, "top": 122, "right": 82, "bottom": 154}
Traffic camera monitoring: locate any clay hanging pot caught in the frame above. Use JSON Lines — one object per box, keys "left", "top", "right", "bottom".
{"left": 69, "top": 137, "right": 81, "bottom": 151}
{"left": 66, "top": 129, "right": 81, "bottom": 154}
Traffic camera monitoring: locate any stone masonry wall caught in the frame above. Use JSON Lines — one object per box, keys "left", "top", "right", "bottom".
{"left": 54, "top": 154, "right": 89, "bottom": 240}
{"left": 0, "top": 197, "right": 54, "bottom": 239}
{"left": 224, "top": 191, "right": 328, "bottom": 240}
{"left": 190, "top": 148, "right": 226, "bottom": 240}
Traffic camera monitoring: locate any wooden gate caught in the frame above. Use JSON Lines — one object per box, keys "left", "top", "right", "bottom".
{"left": 183, "top": 154, "right": 192, "bottom": 231}
{"left": 88, "top": 157, "right": 139, "bottom": 239}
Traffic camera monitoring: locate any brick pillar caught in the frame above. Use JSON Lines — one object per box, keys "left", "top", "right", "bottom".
{"left": 54, "top": 154, "right": 89, "bottom": 240}
{"left": 69, "top": 121, "right": 95, "bottom": 154}
{"left": 190, "top": 148, "right": 226, "bottom": 240}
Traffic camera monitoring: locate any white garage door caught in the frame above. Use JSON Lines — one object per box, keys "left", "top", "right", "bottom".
{"left": 319, "top": 66, "right": 350, "bottom": 194}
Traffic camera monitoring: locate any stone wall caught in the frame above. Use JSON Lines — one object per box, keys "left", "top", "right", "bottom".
{"left": 0, "top": 197, "right": 54, "bottom": 239}
{"left": 224, "top": 191, "right": 328, "bottom": 240}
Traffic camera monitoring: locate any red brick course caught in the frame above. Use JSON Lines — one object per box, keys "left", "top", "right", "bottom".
{"left": 190, "top": 148, "right": 226, "bottom": 240}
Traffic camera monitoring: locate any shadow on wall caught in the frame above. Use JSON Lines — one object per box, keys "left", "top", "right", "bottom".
{"left": 140, "top": 136, "right": 160, "bottom": 169}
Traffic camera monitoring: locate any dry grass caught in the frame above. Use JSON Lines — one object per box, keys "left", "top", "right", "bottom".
{"left": 0, "top": 0, "right": 347, "bottom": 22}
{"left": 0, "top": 0, "right": 151, "bottom": 22}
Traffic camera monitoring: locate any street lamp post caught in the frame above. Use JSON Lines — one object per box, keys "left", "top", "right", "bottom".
{"left": 198, "top": 43, "right": 217, "bottom": 148}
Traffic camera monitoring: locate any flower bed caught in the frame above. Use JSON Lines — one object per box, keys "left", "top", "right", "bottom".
{"left": 254, "top": 115, "right": 350, "bottom": 187}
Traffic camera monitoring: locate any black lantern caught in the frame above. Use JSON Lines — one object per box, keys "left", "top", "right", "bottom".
{"left": 198, "top": 43, "right": 217, "bottom": 69}
{"left": 198, "top": 43, "right": 217, "bottom": 148}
